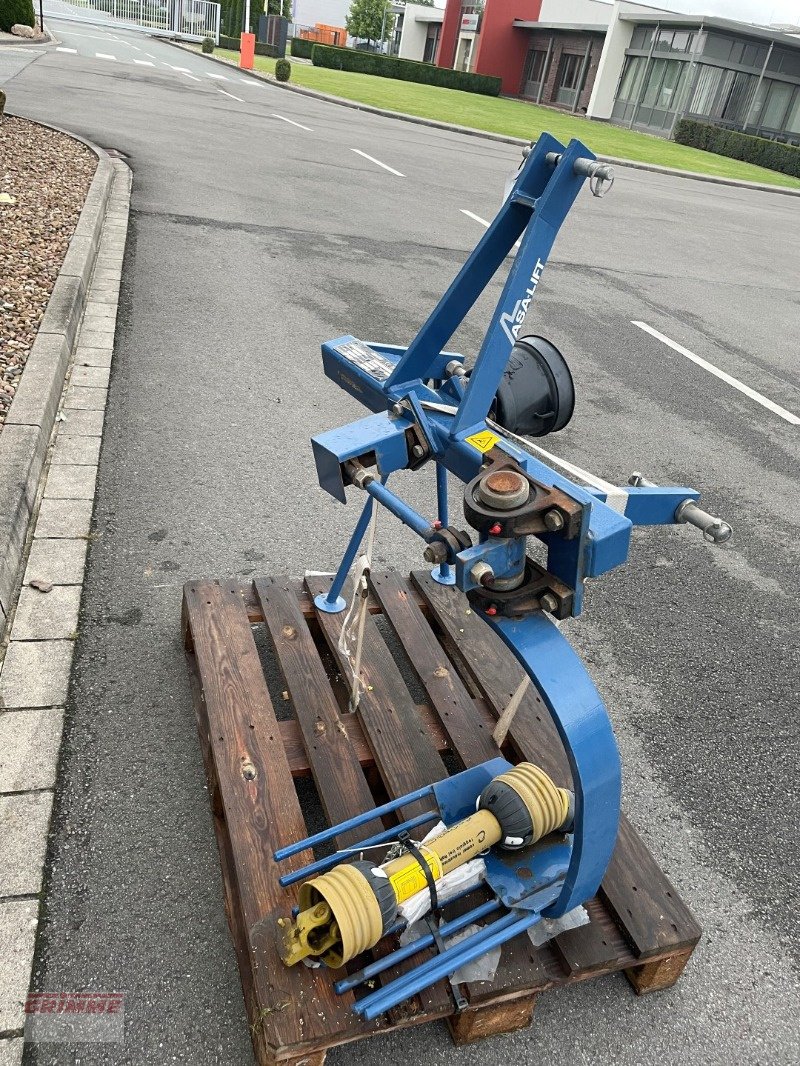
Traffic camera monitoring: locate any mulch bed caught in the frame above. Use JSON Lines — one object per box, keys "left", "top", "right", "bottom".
{"left": 0, "top": 115, "right": 97, "bottom": 428}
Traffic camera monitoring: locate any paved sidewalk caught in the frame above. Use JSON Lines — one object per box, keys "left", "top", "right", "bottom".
{"left": 0, "top": 160, "right": 130, "bottom": 1064}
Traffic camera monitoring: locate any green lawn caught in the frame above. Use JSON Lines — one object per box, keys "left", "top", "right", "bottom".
{"left": 201, "top": 48, "right": 800, "bottom": 190}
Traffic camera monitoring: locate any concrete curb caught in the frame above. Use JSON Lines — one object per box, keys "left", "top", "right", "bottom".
{"left": 0, "top": 148, "right": 130, "bottom": 1053}
{"left": 0, "top": 122, "right": 113, "bottom": 630}
{"left": 170, "top": 41, "right": 800, "bottom": 199}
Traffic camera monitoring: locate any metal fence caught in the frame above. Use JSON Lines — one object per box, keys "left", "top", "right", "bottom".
{"left": 43, "top": 0, "right": 221, "bottom": 43}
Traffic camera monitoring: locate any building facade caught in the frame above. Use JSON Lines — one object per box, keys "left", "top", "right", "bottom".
{"left": 431, "top": 0, "right": 800, "bottom": 143}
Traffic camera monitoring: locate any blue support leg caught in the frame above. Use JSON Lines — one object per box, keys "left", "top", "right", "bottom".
{"left": 431, "top": 462, "right": 456, "bottom": 586}
{"left": 315, "top": 490, "right": 381, "bottom": 614}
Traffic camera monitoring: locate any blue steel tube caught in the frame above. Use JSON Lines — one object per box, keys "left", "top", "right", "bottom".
{"left": 354, "top": 909, "right": 540, "bottom": 1020}
{"left": 318, "top": 494, "right": 376, "bottom": 611}
{"left": 435, "top": 462, "right": 451, "bottom": 580}
{"left": 273, "top": 783, "right": 436, "bottom": 861}
{"left": 362, "top": 478, "right": 436, "bottom": 540}
{"left": 334, "top": 897, "right": 502, "bottom": 994}
{"left": 278, "top": 810, "right": 438, "bottom": 887}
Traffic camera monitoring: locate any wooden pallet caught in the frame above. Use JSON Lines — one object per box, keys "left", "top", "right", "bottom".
{"left": 182, "top": 571, "right": 701, "bottom": 1065}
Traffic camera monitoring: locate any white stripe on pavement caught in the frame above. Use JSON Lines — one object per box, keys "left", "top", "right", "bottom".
{"left": 206, "top": 72, "right": 227, "bottom": 79}
{"left": 461, "top": 208, "right": 520, "bottom": 248}
{"left": 134, "top": 59, "right": 154, "bottom": 66}
{"left": 167, "top": 65, "right": 191, "bottom": 72}
{"left": 95, "top": 53, "right": 117, "bottom": 60}
{"left": 461, "top": 209, "right": 490, "bottom": 228}
{"left": 182, "top": 72, "right": 201, "bottom": 82}
{"left": 632, "top": 321, "right": 800, "bottom": 426}
{"left": 350, "top": 149, "right": 404, "bottom": 177}
{"left": 272, "top": 113, "right": 313, "bottom": 131}
{"left": 218, "top": 89, "right": 244, "bottom": 102}
{"left": 56, "top": 46, "right": 77, "bottom": 53}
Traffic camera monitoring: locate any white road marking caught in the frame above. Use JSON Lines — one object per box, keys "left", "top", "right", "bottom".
{"left": 272, "top": 113, "right": 313, "bottom": 131}
{"left": 461, "top": 209, "right": 490, "bottom": 228}
{"left": 56, "top": 46, "right": 77, "bottom": 53}
{"left": 95, "top": 53, "right": 117, "bottom": 61}
{"left": 218, "top": 89, "right": 244, "bottom": 102}
{"left": 350, "top": 149, "right": 404, "bottom": 177}
{"left": 238, "top": 77, "right": 257, "bottom": 84}
{"left": 145, "top": 52, "right": 156, "bottom": 58}
{"left": 134, "top": 59, "right": 154, "bottom": 66}
{"left": 632, "top": 321, "right": 800, "bottom": 426}
{"left": 182, "top": 72, "right": 202, "bottom": 82}
{"left": 167, "top": 65, "right": 191, "bottom": 72}
{"left": 206, "top": 72, "right": 227, "bottom": 80}
{"left": 461, "top": 208, "right": 520, "bottom": 248}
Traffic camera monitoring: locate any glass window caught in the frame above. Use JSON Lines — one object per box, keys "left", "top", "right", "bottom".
{"left": 617, "top": 54, "right": 646, "bottom": 103}
{"left": 779, "top": 51, "right": 800, "bottom": 77}
{"left": 703, "top": 33, "right": 734, "bottom": 61}
{"left": 641, "top": 58, "right": 667, "bottom": 107}
{"left": 784, "top": 89, "right": 800, "bottom": 135}
{"left": 654, "top": 28, "right": 674, "bottom": 52}
{"left": 762, "top": 81, "right": 793, "bottom": 128}
{"left": 656, "top": 60, "right": 684, "bottom": 109}
{"left": 671, "top": 30, "right": 691, "bottom": 53}
{"left": 630, "top": 26, "right": 653, "bottom": 50}
{"left": 721, "top": 71, "right": 756, "bottom": 123}
{"left": 741, "top": 42, "right": 767, "bottom": 68}
{"left": 689, "top": 65, "right": 724, "bottom": 115}
{"left": 522, "top": 48, "right": 547, "bottom": 94}
{"left": 558, "top": 53, "right": 582, "bottom": 91}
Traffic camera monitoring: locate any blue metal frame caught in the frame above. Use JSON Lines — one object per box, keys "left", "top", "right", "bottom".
{"left": 280, "top": 132, "right": 723, "bottom": 1017}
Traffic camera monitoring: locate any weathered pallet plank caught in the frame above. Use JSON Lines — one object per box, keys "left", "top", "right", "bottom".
{"left": 255, "top": 576, "right": 379, "bottom": 850}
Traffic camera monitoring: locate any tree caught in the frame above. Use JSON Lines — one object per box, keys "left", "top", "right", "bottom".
{"left": 346, "top": 0, "right": 395, "bottom": 46}
{"left": 282, "top": 0, "right": 292, "bottom": 17}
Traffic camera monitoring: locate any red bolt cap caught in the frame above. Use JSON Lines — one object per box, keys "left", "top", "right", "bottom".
{"left": 432, "top": 519, "right": 443, "bottom": 530}
{"left": 488, "top": 523, "right": 502, "bottom": 536}
{"left": 485, "top": 606, "right": 498, "bottom": 616}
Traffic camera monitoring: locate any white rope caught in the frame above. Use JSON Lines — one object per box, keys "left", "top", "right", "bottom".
{"left": 338, "top": 502, "right": 379, "bottom": 712}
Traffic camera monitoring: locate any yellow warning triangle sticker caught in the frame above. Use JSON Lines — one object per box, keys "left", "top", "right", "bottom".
{"left": 465, "top": 430, "right": 500, "bottom": 454}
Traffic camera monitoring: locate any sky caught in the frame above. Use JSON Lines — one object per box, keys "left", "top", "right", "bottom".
{"left": 632, "top": 0, "right": 800, "bottom": 26}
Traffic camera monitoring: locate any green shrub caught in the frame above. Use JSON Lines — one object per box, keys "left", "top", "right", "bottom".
{"left": 201, "top": 36, "right": 214, "bottom": 53}
{"left": 1, "top": 0, "right": 36, "bottom": 31}
{"left": 311, "top": 44, "right": 501, "bottom": 97}
{"left": 673, "top": 118, "right": 800, "bottom": 179}
{"left": 219, "top": 33, "right": 241, "bottom": 51}
{"left": 290, "top": 36, "right": 314, "bottom": 59}
{"left": 275, "top": 58, "right": 291, "bottom": 82}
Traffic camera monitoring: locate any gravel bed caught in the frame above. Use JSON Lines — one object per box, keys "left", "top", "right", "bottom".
{"left": 0, "top": 115, "right": 97, "bottom": 427}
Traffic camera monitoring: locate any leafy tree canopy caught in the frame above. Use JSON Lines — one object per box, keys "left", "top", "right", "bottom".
{"left": 346, "top": 0, "right": 395, "bottom": 45}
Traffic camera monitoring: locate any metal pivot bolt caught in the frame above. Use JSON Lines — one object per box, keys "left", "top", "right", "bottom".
{"left": 543, "top": 509, "right": 564, "bottom": 532}
{"left": 390, "top": 403, "right": 404, "bottom": 417}
{"left": 540, "top": 593, "right": 559, "bottom": 614}
{"left": 477, "top": 470, "right": 530, "bottom": 511}
{"left": 423, "top": 542, "right": 448, "bottom": 565}
{"left": 470, "top": 561, "right": 495, "bottom": 588}
{"left": 675, "top": 500, "right": 732, "bottom": 544}
{"left": 411, "top": 444, "right": 425, "bottom": 460}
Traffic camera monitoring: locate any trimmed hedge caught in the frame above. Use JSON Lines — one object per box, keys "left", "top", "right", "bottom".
{"left": 290, "top": 36, "right": 314, "bottom": 59}
{"left": 673, "top": 118, "right": 800, "bottom": 179}
{"left": 219, "top": 33, "right": 241, "bottom": 50}
{"left": 311, "top": 44, "right": 501, "bottom": 97}
{"left": 1, "top": 0, "right": 35, "bottom": 29}
{"left": 219, "top": 35, "right": 282, "bottom": 57}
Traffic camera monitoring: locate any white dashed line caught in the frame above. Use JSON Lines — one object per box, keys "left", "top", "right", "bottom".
{"left": 56, "top": 46, "right": 77, "bottom": 53}
{"left": 182, "top": 72, "right": 202, "bottom": 82}
{"left": 167, "top": 65, "right": 191, "bottom": 72}
{"left": 218, "top": 89, "right": 244, "bottom": 102}
{"left": 134, "top": 59, "right": 154, "bottom": 66}
{"left": 145, "top": 52, "right": 156, "bottom": 58}
{"left": 461, "top": 209, "right": 490, "bottom": 228}
{"left": 461, "top": 208, "right": 520, "bottom": 248}
{"left": 206, "top": 72, "right": 227, "bottom": 80}
{"left": 632, "top": 321, "right": 800, "bottom": 426}
{"left": 95, "top": 53, "right": 117, "bottom": 61}
{"left": 350, "top": 149, "right": 404, "bottom": 177}
{"left": 272, "top": 113, "right": 313, "bottom": 131}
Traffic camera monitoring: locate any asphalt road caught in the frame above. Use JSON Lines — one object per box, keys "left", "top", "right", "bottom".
{"left": 4, "top": 15, "right": 800, "bottom": 1066}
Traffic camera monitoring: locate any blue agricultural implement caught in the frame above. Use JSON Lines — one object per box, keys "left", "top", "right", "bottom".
{"left": 273, "top": 133, "right": 730, "bottom": 1018}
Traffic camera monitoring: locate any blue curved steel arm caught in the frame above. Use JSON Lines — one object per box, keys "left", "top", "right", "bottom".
{"left": 490, "top": 613, "right": 621, "bottom": 917}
